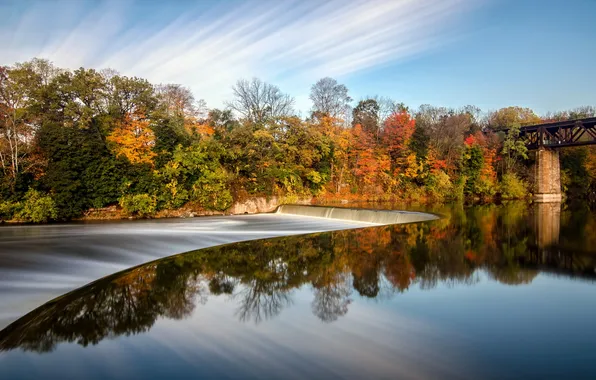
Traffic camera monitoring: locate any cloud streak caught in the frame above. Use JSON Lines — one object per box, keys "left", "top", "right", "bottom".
{"left": 0, "top": 0, "right": 479, "bottom": 110}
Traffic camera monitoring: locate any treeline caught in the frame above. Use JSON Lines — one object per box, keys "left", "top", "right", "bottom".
{"left": 0, "top": 58, "right": 595, "bottom": 222}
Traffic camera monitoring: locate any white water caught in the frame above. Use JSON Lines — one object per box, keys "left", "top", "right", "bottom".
{"left": 277, "top": 204, "right": 439, "bottom": 224}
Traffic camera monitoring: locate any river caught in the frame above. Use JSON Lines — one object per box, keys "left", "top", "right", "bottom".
{"left": 0, "top": 202, "right": 595, "bottom": 379}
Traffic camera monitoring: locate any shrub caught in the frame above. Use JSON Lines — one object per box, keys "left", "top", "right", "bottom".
{"left": 306, "top": 170, "right": 327, "bottom": 195}
{"left": 452, "top": 176, "right": 466, "bottom": 200}
{"left": 16, "top": 189, "right": 58, "bottom": 223}
{"left": 192, "top": 168, "right": 233, "bottom": 211}
{"left": 475, "top": 175, "right": 497, "bottom": 198}
{"left": 119, "top": 194, "right": 157, "bottom": 217}
{"left": 0, "top": 201, "right": 20, "bottom": 221}
{"left": 280, "top": 194, "right": 299, "bottom": 205}
{"left": 500, "top": 173, "right": 528, "bottom": 199}
{"left": 425, "top": 170, "right": 453, "bottom": 200}
{"left": 160, "top": 179, "right": 190, "bottom": 209}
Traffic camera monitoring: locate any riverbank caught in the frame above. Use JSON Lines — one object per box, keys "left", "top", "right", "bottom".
{"left": 1, "top": 196, "right": 315, "bottom": 224}
{"left": 0, "top": 193, "right": 440, "bottom": 224}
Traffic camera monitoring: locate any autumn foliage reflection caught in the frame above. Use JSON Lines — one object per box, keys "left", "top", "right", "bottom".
{"left": 1, "top": 203, "right": 595, "bottom": 353}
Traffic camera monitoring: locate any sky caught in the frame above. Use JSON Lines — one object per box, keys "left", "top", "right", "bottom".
{"left": 1, "top": 0, "right": 595, "bottom": 116}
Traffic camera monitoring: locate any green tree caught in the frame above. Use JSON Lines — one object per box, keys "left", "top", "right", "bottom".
{"left": 16, "top": 189, "right": 58, "bottom": 223}
{"left": 501, "top": 123, "right": 529, "bottom": 174}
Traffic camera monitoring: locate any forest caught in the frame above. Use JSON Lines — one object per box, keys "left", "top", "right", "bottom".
{"left": 1, "top": 58, "right": 595, "bottom": 222}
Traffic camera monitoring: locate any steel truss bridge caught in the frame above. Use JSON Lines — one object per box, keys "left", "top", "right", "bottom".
{"left": 517, "top": 117, "right": 596, "bottom": 150}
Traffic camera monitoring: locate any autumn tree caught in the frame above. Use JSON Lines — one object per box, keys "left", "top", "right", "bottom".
{"left": 488, "top": 106, "right": 541, "bottom": 130}
{"left": 350, "top": 124, "right": 390, "bottom": 193}
{"left": 416, "top": 105, "right": 477, "bottom": 174}
{"left": 108, "top": 112, "right": 157, "bottom": 166}
{"left": 461, "top": 134, "right": 497, "bottom": 197}
{"left": 382, "top": 112, "right": 415, "bottom": 163}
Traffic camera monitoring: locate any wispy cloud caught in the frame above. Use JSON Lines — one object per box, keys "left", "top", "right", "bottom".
{"left": 0, "top": 0, "right": 479, "bottom": 110}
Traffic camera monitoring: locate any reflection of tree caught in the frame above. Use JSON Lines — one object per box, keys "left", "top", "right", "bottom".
{"left": 208, "top": 273, "right": 237, "bottom": 295}
{"left": 235, "top": 281, "right": 293, "bottom": 324}
{"left": 2, "top": 201, "right": 595, "bottom": 353}
{"left": 0, "top": 263, "right": 204, "bottom": 353}
{"left": 311, "top": 273, "right": 352, "bottom": 323}
{"left": 352, "top": 270, "right": 380, "bottom": 298}
{"left": 488, "top": 267, "right": 538, "bottom": 285}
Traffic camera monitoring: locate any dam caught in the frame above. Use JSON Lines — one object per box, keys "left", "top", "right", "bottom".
{"left": 277, "top": 204, "right": 438, "bottom": 224}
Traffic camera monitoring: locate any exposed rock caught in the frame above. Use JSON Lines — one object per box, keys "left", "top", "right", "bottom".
{"left": 227, "top": 196, "right": 312, "bottom": 215}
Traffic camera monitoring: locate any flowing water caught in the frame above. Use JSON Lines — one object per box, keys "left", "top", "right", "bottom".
{"left": 0, "top": 202, "right": 595, "bottom": 379}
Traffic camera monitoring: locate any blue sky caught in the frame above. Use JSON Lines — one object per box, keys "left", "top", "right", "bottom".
{"left": 1, "top": 0, "right": 594, "bottom": 115}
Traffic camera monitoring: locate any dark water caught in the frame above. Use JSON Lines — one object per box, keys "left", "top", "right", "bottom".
{"left": 0, "top": 202, "right": 595, "bottom": 379}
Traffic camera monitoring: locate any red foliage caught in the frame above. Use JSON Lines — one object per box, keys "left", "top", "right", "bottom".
{"left": 382, "top": 112, "right": 416, "bottom": 153}
{"left": 464, "top": 135, "right": 477, "bottom": 147}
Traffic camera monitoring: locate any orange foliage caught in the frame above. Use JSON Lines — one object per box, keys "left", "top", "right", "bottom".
{"left": 381, "top": 112, "right": 418, "bottom": 179}
{"left": 427, "top": 147, "right": 447, "bottom": 173}
{"left": 466, "top": 132, "right": 497, "bottom": 182}
{"left": 382, "top": 112, "right": 415, "bottom": 153}
{"left": 351, "top": 124, "right": 390, "bottom": 187}
{"left": 108, "top": 112, "right": 156, "bottom": 166}
{"left": 184, "top": 117, "right": 214, "bottom": 137}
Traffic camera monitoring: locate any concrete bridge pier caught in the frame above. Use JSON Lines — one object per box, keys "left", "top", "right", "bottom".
{"left": 534, "top": 201, "right": 561, "bottom": 250}
{"left": 534, "top": 147, "right": 562, "bottom": 202}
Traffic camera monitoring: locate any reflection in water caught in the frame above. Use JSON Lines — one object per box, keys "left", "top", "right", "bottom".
{"left": 1, "top": 202, "right": 595, "bottom": 355}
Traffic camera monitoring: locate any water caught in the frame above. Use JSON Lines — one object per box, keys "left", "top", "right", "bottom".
{"left": 0, "top": 202, "right": 595, "bottom": 379}
{"left": 277, "top": 204, "right": 439, "bottom": 224}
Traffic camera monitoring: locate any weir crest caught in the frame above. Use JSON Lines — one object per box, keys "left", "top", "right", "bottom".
{"left": 276, "top": 205, "right": 439, "bottom": 225}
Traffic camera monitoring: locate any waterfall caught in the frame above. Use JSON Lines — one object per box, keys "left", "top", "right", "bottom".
{"left": 276, "top": 205, "right": 438, "bottom": 225}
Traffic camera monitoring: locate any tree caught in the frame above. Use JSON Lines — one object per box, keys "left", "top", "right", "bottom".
{"left": 108, "top": 75, "right": 156, "bottom": 118}
{"left": 38, "top": 120, "right": 124, "bottom": 218}
{"left": 0, "top": 64, "right": 40, "bottom": 190}
{"left": 108, "top": 111, "right": 157, "bottom": 166}
{"left": 155, "top": 83, "right": 206, "bottom": 120}
{"left": 382, "top": 112, "right": 416, "bottom": 165}
{"left": 226, "top": 78, "right": 294, "bottom": 123}
{"left": 544, "top": 106, "right": 596, "bottom": 121}
{"left": 309, "top": 77, "right": 352, "bottom": 119}
{"left": 352, "top": 99, "right": 380, "bottom": 138}
{"left": 415, "top": 105, "right": 473, "bottom": 173}
{"left": 208, "top": 108, "right": 239, "bottom": 138}
{"left": 501, "top": 123, "right": 528, "bottom": 174}
{"left": 488, "top": 106, "right": 541, "bottom": 129}
{"left": 368, "top": 95, "right": 407, "bottom": 125}
{"left": 350, "top": 124, "right": 390, "bottom": 192}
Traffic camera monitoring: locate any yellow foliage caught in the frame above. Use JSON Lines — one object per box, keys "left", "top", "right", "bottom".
{"left": 108, "top": 112, "right": 156, "bottom": 166}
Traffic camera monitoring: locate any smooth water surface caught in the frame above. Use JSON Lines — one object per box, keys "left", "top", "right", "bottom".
{"left": 0, "top": 202, "right": 595, "bottom": 379}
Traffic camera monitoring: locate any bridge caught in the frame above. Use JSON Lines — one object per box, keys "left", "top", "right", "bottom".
{"left": 513, "top": 117, "right": 596, "bottom": 202}
{"left": 519, "top": 117, "right": 596, "bottom": 149}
